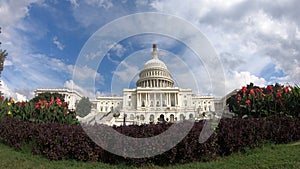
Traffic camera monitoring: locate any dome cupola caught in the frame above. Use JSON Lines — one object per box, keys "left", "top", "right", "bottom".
{"left": 136, "top": 44, "right": 174, "bottom": 88}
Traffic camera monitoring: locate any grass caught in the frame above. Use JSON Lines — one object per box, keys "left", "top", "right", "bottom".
{"left": 0, "top": 141, "right": 299, "bottom": 169}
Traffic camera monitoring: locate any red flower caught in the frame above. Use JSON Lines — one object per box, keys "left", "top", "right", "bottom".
{"left": 49, "top": 99, "right": 54, "bottom": 105}
{"left": 18, "top": 102, "right": 26, "bottom": 107}
{"left": 255, "top": 88, "right": 263, "bottom": 94}
{"left": 267, "top": 85, "right": 273, "bottom": 93}
{"left": 56, "top": 98, "right": 62, "bottom": 105}
{"left": 276, "top": 90, "right": 282, "bottom": 99}
{"left": 245, "top": 99, "right": 251, "bottom": 105}
{"left": 241, "top": 86, "right": 247, "bottom": 94}
{"left": 62, "top": 102, "right": 68, "bottom": 107}
{"left": 283, "top": 86, "right": 289, "bottom": 93}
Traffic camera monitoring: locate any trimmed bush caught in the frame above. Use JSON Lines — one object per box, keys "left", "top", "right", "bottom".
{"left": 0, "top": 116, "right": 299, "bottom": 166}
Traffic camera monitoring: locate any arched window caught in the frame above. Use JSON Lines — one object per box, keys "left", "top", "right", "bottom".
{"left": 158, "top": 114, "right": 165, "bottom": 122}
{"left": 150, "top": 114, "right": 154, "bottom": 122}
{"left": 130, "top": 114, "right": 134, "bottom": 120}
{"left": 180, "top": 114, "right": 185, "bottom": 121}
{"left": 140, "top": 115, "right": 145, "bottom": 121}
{"left": 170, "top": 114, "right": 175, "bottom": 122}
{"left": 189, "top": 114, "right": 193, "bottom": 119}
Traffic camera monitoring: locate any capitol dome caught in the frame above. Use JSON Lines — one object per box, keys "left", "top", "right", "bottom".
{"left": 143, "top": 56, "right": 168, "bottom": 70}
{"left": 136, "top": 44, "right": 174, "bottom": 88}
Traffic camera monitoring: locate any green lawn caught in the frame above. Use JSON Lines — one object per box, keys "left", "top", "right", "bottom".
{"left": 0, "top": 142, "right": 299, "bottom": 169}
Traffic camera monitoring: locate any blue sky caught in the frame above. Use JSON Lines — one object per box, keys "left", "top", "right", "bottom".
{"left": 0, "top": 0, "right": 300, "bottom": 101}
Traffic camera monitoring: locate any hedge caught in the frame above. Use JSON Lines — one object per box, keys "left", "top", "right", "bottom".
{"left": 0, "top": 116, "right": 299, "bottom": 166}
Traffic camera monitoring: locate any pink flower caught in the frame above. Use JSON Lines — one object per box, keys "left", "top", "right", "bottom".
{"left": 245, "top": 100, "right": 251, "bottom": 105}
{"left": 237, "top": 94, "right": 242, "bottom": 101}
{"left": 250, "top": 89, "right": 255, "bottom": 95}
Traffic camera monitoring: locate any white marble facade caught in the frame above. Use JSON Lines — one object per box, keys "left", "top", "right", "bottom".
{"left": 95, "top": 44, "right": 215, "bottom": 126}
{"left": 35, "top": 44, "right": 216, "bottom": 126}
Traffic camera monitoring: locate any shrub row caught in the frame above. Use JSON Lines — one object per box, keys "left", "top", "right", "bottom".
{"left": 0, "top": 116, "right": 299, "bottom": 166}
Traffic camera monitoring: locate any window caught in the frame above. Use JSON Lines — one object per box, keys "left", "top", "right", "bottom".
{"left": 150, "top": 114, "right": 154, "bottom": 122}
{"left": 140, "top": 115, "right": 145, "bottom": 121}
{"left": 130, "top": 114, "right": 134, "bottom": 120}
{"left": 142, "top": 101, "right": 145, "bottom": 107}
{"left": 180, "top": 114, "right": 185, "bottom": 121}
{"left": 189, "top": 114, "right": 193, "bottom": 119}
{"left": 129, "top": 95, "right": 131, "bottom": 99}
{"left": 170, "top": 114, "right": 175, "bottom": 122}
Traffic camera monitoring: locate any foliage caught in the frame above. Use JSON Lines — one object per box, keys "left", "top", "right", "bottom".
{"left": 227, "top": 83, "right": 300, "bottom": 118}
{"left": 0, "top": 97, "right": 78, "bottom": 124}
{"left": 75, "top": 97, "right": 92, "bottom": 117}
{"left": 30, "top": 92, "right": 65, "bottom": 104}
{"left": 0, "top": 27, "right": 8, "bottom": 96}
{"left": 0, "top": 141, "right": 299, "bottom": 169}
{"left": 0, "top": 115, "right": 299, "bottom": 166}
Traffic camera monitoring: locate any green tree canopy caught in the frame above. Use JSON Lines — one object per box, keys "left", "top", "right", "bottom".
{"left": 0, "top": 27, "right": 8, "bottom": 96}
{"left": 76, "top": 97, "right": 92, "bottom": 117}
{"left": 30, "top": 92, "right": 65, "bottom": 103}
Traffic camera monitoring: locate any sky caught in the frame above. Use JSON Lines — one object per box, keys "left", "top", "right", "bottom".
{"left": 0, "top": 0, "right": 300, "bottom": 101}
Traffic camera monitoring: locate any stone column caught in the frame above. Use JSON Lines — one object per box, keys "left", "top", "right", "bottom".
{"left": 160, "top": 93, "right": 162, "bottom": 107}
{"left": 168, "top": 93, "right": 171, "bottom": 106}
{"left": 175, "top": 93, "right": 178, "bottom": 106}
{"left": 154, "top": 93, "right": 157, "bottom": 107}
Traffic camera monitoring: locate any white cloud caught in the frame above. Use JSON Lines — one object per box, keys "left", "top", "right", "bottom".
{"left": 0, "top": 0, "right": 41, "bottom": 29}
{"left": 110, "top": 44, "right": 126, "bottom": 57}
{"left": 64, "top": 80, "right": 97, "bottom": 98}
{"left": 85, "top": 0, "right": 113, "bottom": 9}
{"left": 149, "top": 0, "right": 300, "bottom": 91}
{"left": 53, "top": 36, "right": 65, "bottom": 50}
{"left": 69, "top": 0, "right": 79, "bottom": 8}
{"left": 225, "top": 71, "right": 267, "bottom": 92}
{"left": 113, "top": 61, "right": 139, "bottom": 83}
{"left": 73, "top": 65, "right": 105, "bottom": 85}
{"left": 0, "top": 81, "right": 28, "bottom": 101}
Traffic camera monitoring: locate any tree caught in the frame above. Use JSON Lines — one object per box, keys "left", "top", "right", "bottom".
{"left": 0, "top": 27, "right": 8, "bottom": 96}
{"left": 30, "top": 92, "right": 65, "bottom": 103}
{"left": 76, "top": 97, "right": 92, "bottom": 117}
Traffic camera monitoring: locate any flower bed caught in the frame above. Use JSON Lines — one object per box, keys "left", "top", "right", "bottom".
{"left": 227, "top": 83, "right": 300, "bottom": 118}
{"left": 0, "top": 97, "right": 78, "bottom": 124}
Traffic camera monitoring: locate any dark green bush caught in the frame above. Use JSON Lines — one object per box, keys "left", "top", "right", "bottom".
{"left": 0, "top": 116, "right": 299, "bottom": 166}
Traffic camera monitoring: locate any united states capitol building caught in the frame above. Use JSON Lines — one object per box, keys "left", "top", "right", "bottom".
{"left": 35, "top": 44, "right": 221, "bottom": 126}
